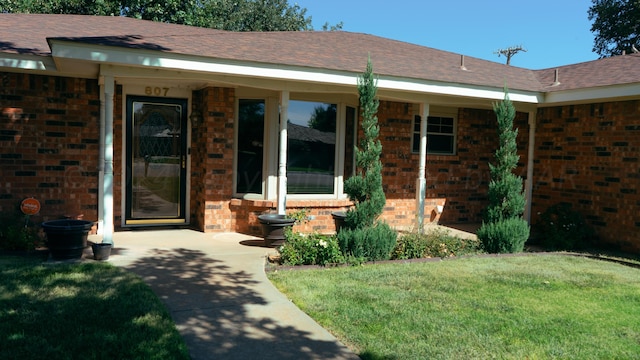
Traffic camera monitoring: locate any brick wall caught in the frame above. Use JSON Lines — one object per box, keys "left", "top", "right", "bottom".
{"left": 532, "top": 101, "right": 640, "bottom": 252}
{"left": 377, "top": 101, "right": 530, "bottom": 228}
{"left": 190, "top": 87, "right": 236, "bottom": 232}
{"left": 0, "top": 72, "right": 100, "bottom": 226}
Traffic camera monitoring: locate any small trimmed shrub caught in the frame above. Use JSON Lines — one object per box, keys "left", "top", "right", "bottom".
{"left": 278, "top": 231, "right": 343, "bottom": 266}
{"left": 476, "top": 217, "right": 530, "bottom": 254}
{"left": 537, "top": 203, "right": 594, "bottom": 250}
{"left": 0, "top": 214, "right": 42, "bottom": 251}
{"left": 337, "top": 222, "right": 397, "bottom": 261}
{"left": 392, "top": 229, "right": 482, "bottom": 259}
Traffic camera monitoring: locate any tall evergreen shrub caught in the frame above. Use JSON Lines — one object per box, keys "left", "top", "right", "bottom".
{"left": 339, "top": 57, "right": 396, "bottom": 261}
{"left": 343, "top": 57, "right": 385, "bottom": 229}
{"left": 477, "top": 89, "right": 530, "bottom": 253}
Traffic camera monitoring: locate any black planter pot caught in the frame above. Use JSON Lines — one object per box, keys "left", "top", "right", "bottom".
{"left": 257, "top": 214, "right": 296, "bottom": 247}
{"left": 331, "top": 211, "right": 347, "bottom": 233}
{"left": 91, "top": 243, "right": 112, "bottom": 261}
{"left": 42, "top": 220, "right": 93, "bottom": 260}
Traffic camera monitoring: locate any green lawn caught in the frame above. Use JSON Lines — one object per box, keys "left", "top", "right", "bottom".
{"left": 268, "top": 255, "right": 640, "bottom": 359}
{"left": 0, "top": 256, "right": 189, "bottom": 360}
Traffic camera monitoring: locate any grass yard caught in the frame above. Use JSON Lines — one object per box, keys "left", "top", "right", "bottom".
{"left": 268, "top": 255, "right": 640, "bottom": 359}
{"left": 0, "top": 256, "right": 189, "bottom": 360}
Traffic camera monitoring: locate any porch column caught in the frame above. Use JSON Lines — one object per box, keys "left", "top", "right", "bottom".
{"left": 97, "top": 79, "right": 105, "bottom": 235}
{"left": 416, "top": 103, "right": 429, "bottom": 233}
{"left": 523, "top": 111, "right": 536, "bottom": 223}
{"left": 101, "top": 75, "right": 115, "bottom": 244}
{"left": 277, "top": 91, "right": 289, "bottom": 215}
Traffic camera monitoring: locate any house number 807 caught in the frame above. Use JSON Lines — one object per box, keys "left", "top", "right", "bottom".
{"left": 145, "top": 86, "right": 170, "bottom": 96}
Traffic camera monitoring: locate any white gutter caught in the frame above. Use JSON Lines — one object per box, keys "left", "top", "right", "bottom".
{"left": 277, "top": 91, "right": 289, "bottom": 215}
{"left": 48, "top": 41, "right": 542, "bottom": 105}
{"left": 416, "top": 103, "right": 429, "bottom": 232}
{"left": 523, "top": 111, "right": 536, "bottom": 223}
{"left": 102, "top": 75, "right": 115, "bottom": 244}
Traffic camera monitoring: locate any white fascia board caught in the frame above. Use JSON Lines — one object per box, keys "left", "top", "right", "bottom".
{"left": 50, "top": 40, "right": 542, "bottom": 103}
{"left": 378, "top": 77, "right": 542, "bottom": 104}
{"left": 543, "top": 83, "right": 640, "bottom": 105}
{"left": 0, "top": 53, "right": 57, "bottom": 71}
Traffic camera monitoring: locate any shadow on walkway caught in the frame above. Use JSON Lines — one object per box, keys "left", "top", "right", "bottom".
{"left": 118, "top": 240, "right": 357, "bottom": 360}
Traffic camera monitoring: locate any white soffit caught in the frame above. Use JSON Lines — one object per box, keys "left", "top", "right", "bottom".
{"left": 543, "top": 83, "right": 640, "bottom": 105}
{"left": 0, "top": 54, "right": 57, "bottom": 71}
{"left": 49, "top": 40, "right": 542, "bottom": 104}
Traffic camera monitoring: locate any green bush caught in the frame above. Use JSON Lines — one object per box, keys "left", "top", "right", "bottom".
{"left": 0, "top": 214, "right": 42, "bottom": 251}
{"left": 477, "top": 217, "right": 530, "bottom": 254}
{"left": 337, "top": 222, "right": 397, "bottom": 261}
{"left": 392, "top": 229, "right": 482, "bottom": 259}
{"left": 537, "top": 203, "right": 594, "bottom": 250}
{"left": 278, "top": 231, "right": 343, "bottom": 266}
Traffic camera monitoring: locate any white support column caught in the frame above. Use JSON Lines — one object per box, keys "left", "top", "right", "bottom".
{"left": 416, "top": 103, "right": 429, "bottom": 232}
{"left": 97, "top": 79, "right": 105, "bottom": 235}
{"left": 277, "top": 91, "right": 289, "bottom": 215}
{"left": 523, "top": 111, "right": 536, "bottom": 223}
{"left": 102, "top": 75, "right": 115, "bottom": 245}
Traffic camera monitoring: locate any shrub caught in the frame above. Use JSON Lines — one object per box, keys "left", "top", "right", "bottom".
{"left": 537, "top": 203, "right": 594, "bottom": 250}
{"left": 343, "top": 57, "right": 385, "bottom": 230}
{"left": 477, "top": 217, "right": 530, "bottom": 254}
{"left": 0, "top": 214, "right": 42, "bottom": 251}
{"left": 278, "top": 231, "right": 343, "bottom": 266}
{"left": 392, "top": 229, "right": 482, "bottom": 259}
{"left": 337, "top": 222, "right": 397, "bottom": 261}
{"left": 478, "top": 89, "right": 530, "bottom": 253}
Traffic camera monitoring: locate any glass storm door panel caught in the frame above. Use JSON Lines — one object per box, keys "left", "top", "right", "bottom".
{"left": 125, "top": 96, "right": 187, "bottom": 225}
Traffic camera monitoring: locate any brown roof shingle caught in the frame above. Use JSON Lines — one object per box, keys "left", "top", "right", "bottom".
{"left": 2, "top": 14, "right": 640, "bottom": 95}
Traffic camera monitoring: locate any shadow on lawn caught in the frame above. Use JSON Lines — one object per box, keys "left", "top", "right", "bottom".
{"left": 122, "top": 247, "right": 355, "bottom": 360}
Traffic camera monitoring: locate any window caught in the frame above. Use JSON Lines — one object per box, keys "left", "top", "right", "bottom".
{"left": 287, "top": 100, "right": 337, "bottom": 194}
{"left": 236, "top": 99, "right": 265, "bottom": 194}
{"left": 344, "top": 106, "right": 357, "bottom": 179}
{"left": 412, "top": 115, "right": 456, "bottom": 155}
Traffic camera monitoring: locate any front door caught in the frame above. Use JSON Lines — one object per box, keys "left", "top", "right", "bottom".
{"left": 125, "top": 96, "right": 188, "bottom": 225}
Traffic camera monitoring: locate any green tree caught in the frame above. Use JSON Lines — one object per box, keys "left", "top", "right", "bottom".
{"left": 0, "top": 0, "right": 320, "bottom": 31}
{"left": 338, "top": 59, "right": 397, "bottom": 261}
{"left": 307, "top": 104, "right": 336, "bottom": 132}
{"left": 588, "top": 0, "right": 640, "bottom": 57}
{"left": 343, "top": 57, "right": 385, "bottom": 229}
{"left": 476, "top": 89, "right": 529, "bottom": 254}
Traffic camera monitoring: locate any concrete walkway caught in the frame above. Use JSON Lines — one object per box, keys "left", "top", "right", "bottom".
{"left": 88, "top": 230, "right": 359, "bottom": 360}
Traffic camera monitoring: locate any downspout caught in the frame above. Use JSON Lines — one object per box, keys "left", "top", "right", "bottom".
{"left": 416, "top": 103, "right": 429, "bottom": 233}
{"left": 97, "top": 80, "right": 105, "bottom": 235}
{"left": 102, "top": 75, "right": 115, "bottom": 244}
{"left": 277, "top": 91, "right": 289, "bottom": 215}
{"left": 523, "top": 111, "right": 536, "bottom": 223}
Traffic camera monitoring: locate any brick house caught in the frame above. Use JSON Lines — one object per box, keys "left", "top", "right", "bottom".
{"left": 1, "top": 14, "right": 638, "bottom": 252}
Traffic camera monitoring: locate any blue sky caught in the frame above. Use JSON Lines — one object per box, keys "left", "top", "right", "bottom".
{"left": 295, "top": 0, "right": 598, "bottom": 70}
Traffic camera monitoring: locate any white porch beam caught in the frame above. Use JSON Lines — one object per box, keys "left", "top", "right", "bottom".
{"left": 416, "top": 103, "right": 430, "bottom": 232}
{"left": 277, "top": 91, "right": 289, "bottom": 215}
{"left": 97, "top": 78, "right": 105, "bottom": 235}
{"left": 101, "top": 74, "right": 115, "bottom": 244}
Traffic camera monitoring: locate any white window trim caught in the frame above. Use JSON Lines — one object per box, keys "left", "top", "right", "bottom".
{"left": 411, "top": 111, "right": 458, "bottom": 156}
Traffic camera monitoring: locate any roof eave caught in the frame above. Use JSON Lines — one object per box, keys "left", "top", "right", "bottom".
{"left": 49, "top": 39, "right": 543, "bottom": 105}
{"left": 542, "top": 83, "right": 640, "bottom": 106}
{"left": 0, "top": 53, "right": 58, "bottom": 73}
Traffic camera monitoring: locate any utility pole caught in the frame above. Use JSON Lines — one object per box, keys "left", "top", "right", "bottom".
{"left": 495, "top": 45, "right": 527, "bottom": 65}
